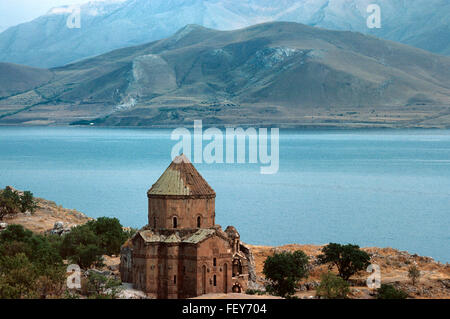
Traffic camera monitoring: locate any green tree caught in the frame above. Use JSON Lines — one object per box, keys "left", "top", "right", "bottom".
{"left": 316, "top": 272, "right": 350, "bottom": 299}
{"left": 60, "top": 225, "right": 103, "bottom": 269}
{"left": 60, "top": 217, "right": 128, "bottom": 269}
{"left": 318, "top": 243, "right": 371, "bottom": 281}
{"left": 2, "top": 187, "right": 21, "bottom": 205}
{"left": 74, "top": 244, "right": 104, "bottom": 269}
{"left": 263, "top": 250, "right": 309, "bottom": 298}
{"left": 0, "top": 187, "right": 21, "bottom": 220}
{"left": 0, "top": 187, "right": 37, "bottom": 219}
{"left": 377, "top": 284, "right": 408, "bottom": 299}
{"left": 19, "top": 191, "right": 37, "bottom": 213}
{"left": 29, "top": 235, "right": 63, "bottom": 267}
{"left": 408, "top": 265, "right": 421, "bottom": 286}
{"left": 86, "top": 217, "right": 128, "bottom": 255}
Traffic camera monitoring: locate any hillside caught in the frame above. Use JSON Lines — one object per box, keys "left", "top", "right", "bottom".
{"left": 0, "top": 188, "right": 91, "bottom": 233}
{"left": 0, "top": 63, "right": 53, "bottom": 98}
{"left": 0, "top": 0, "right": 448, "bottom": 68}
{"left": 0, "top": 22, "right": 449, "bottom": 128}
{"left": 248, "top": 244, "right": 450, "bottom": 299}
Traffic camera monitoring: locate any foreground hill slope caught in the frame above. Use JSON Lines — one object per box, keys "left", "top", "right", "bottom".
{"left": 0, "top": 22, "right": 449, "bottom": 127}
{"left": 0, "top": 0, "right": 448, "bottom": 68}
{"left": 248, "top": 244, "right": 450, "bottom": 299}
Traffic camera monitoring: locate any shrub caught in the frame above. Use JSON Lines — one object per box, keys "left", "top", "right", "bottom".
{"left": 408, "top": 265, "right": 421, "bottom": 286}
{"left": 84, "top": 272, "right": 122, "bottom": 299}
{"left": 318, "top": 243, "right": 371, "bottom": 281}
{"left": 246, "top": 289, "right": 257, "bottom": 295}
{"left": 263, "top": 250, "right": 309, "bottom": 298}
{"left": 0, "top": 224, "right": 34, "bottom": 243}
{"left": 0, "top": 253, "right": 38, "bottom": 299}
{"left": 316, "top": 272, "right": 350, "bottom": 299}
{"left": 0, "top": 225, "right": 66, "bottom": 299}
{"left": 0, "top": 224, "right": 62, "bottom": 267}
{"left": 246, "top": 288, "right": 266, "bottom": 295}
{"left": 34, "top": 264, "right": 67, "bottom": 298}
{"left": 377, "top": 284, "right": 408, "bottom": 299}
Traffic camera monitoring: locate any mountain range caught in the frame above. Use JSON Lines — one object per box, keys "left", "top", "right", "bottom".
{"left": 0, "top": 22, "right": 449, "bottom": 127}
{"left": 0, "top": 0, "right": 449, "bottom": 68}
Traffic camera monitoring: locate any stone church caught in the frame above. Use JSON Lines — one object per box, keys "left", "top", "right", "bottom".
{"left": 120, "top": 154, "right": 254, "bottom": 299}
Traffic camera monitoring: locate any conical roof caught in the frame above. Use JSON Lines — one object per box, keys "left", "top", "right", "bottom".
{"left": 148, "top": 154, "right": 215, "bottom": 197}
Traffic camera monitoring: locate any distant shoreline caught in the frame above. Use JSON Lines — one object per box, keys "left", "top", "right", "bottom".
{"left": 1, "top": 124, "right": 450, "bottom": 130}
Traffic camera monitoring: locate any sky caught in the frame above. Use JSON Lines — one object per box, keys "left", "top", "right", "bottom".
{"left": 0, "top": 0, "right": 90, "bottom": 30}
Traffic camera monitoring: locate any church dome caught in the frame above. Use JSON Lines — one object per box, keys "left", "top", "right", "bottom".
{"left": 147, "top": 154, "right": 215, "bottom": 197}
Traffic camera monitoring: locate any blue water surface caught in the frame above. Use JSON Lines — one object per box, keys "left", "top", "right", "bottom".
{"left": 0, "top": 127, "right": 449, "bottom": 262}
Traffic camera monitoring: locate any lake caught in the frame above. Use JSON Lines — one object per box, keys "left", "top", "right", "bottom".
{"left": 0, "top": 127, "right": 449, "bottom": 262}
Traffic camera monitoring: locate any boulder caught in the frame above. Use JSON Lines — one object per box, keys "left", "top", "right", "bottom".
{"left": 86, "top": 269, "right": 113, "bottom": 277}
{"left": 54, "top": 221, "right": 64, "bottom": 229}
{"left": 117, "top": 283, "right": 148, "bottom": 299}
{"left": 50, "top": 221, "right": 72, "bottom": 235}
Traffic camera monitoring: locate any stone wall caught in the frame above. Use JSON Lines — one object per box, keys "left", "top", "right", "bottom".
{"left": 148, "top": 196, "right": 215, "bottom": 230}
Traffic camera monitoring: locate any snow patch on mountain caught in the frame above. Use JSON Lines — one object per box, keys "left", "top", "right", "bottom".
{"left": 46, "top": 0, "right": 126, "bottom": 17}
{"left": 255, "top": 47, "right": 301, "bottom": 68}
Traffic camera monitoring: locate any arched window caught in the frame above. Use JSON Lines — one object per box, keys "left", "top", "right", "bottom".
{"left": 174, "top": 275, "right": 177, "bottom": 284}
{"left": 213, "top": 258, "right": 217, "bottom": 267}
{"left": 173, "top": 216, "right": 178, "bottom": 229}
{"left": 153, "top": 216, "right": 157, "bottom": 228}
{"left": 197, "top": 216, "right": 201, "bottom": 228}
{"left": 213, "top": 275, "right": 217, "bottom": 286}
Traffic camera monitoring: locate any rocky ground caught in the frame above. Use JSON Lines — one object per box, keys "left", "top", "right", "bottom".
{"left": 1, "top": 190, "right": 448, "bottom": 299}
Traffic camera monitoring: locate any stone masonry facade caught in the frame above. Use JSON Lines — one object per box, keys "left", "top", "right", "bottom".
{"left": 120, "top": 155, "right": 251, "bottom": 299}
